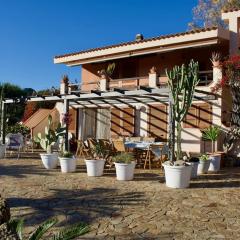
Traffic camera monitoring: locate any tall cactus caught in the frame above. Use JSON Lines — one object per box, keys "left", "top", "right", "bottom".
{"left": 166, "top": 60, "right": 200, "bottom": 161}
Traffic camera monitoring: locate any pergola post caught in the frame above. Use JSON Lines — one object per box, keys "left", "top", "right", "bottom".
{"left": 0, "top": 101, "right": 6, "bottom": 144}
{"left": 168, "top": 94, "right": 175, "bottom": 162}
{"left": 63, "top": 98, "right": 69, "bottom": 151}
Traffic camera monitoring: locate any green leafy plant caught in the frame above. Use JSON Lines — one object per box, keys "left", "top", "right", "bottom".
{"left": 199, "top": 154, "right": 210, "bottom": 161}
{"left": 91, "top": 142, "right": 108, "bottom": 160}
{"left": 59, "top": 151, "right": 73, "bottom": 158}
{"left": 112, "top": 153, "right": 134, "bottom": 164}
{"left": 98, "top": 63, "right": 115, "bottom": 78}
{"left": 34, "top": 115, "right": 65, "bottom": 153}
{"left": 202, "top": 125, "right": 221, "bottom": 154}
{"left": 166, "top": 59, "right": 200, "bottom": 162}
{"left": 8, "top": 218, "right": 89, "bottom": 240}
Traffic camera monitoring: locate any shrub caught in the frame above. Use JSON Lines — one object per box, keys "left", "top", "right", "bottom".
{"left": 112, "top": 153, "right": 134, "bottom": 164}
{"left": 59, "top": 151, "right": 73, "bottom": 158}
{"left": 6, "top": 124, "right": 30, "bottom": 136}
{"left": 199, "top": 154, "right": 209, "bottom": 161}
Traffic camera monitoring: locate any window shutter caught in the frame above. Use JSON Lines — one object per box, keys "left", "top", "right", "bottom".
{"left": 111, "top": 109, "right": 121, "bottom": 136}
{"left": 68, "top": 108, "right": 77, "bottom": 132}
{"left": 184, "top": 105, "right": 198, "bottom": 128}
{"left": 184, "top": 103, "right": 212, "bottom": 128}
{"left": 198, "top": 103, "right": 212, "bottom": 129}
{"left": 122, "top": 108, "right": 135, "bottom": 136}
{"left": 148, "top": 105, "right": 167, "bottom": 140}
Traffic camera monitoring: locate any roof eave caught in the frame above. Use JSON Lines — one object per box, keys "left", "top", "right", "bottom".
{"left": 54, "top": 27, "right": 229, "bottom": 66}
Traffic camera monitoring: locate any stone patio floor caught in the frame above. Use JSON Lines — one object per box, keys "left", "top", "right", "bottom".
{"left": 0, "top": 153, "right": 240, "bottom": 239}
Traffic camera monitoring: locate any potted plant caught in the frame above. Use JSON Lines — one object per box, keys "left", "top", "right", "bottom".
{"left": 59, "top": 151, "right": 76, "bottom": 173}
{"left": 188, "top": 157, "right": 200, "bottom": 178}
{"left": 210, "top": 52, "right": 221, "bottom": 68}
{"left": 85, "top": 142, "right": 106, "bottom": 177}
{"left": 197, "top": 154, "right": 210, "bottom": 174}
{"left": 163, "top": 60, "right": 200, "bottom": 188}
{"left": 113, "top": 153, "right": 135, "bottom": 181}
{"left": 34, "top": 115, "right": 65, "bottom": 169}
{"left": 202, "top": 125, "right": 221, "bottom": 171}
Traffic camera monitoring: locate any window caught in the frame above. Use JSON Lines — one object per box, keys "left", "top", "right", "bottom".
{"left": 111, "top": 107, "right": 135, "bottom": 136}
{"left": 184, "top": 103, "right": 212, "bottom": 128}
{"left": 148, "top": 104, "right": 168, "bottom": 140}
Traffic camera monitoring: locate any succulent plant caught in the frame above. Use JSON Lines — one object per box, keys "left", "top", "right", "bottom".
{"left": 166, "top": 59, "right": 200, "bottom": 161}
{"left": 34, "top": 115, "right": 65, "bottom": 153}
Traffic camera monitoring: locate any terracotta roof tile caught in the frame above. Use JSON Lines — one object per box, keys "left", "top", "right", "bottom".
{"left": 23, "top": 108, "right": 55, "bottom": 129}
{"left": 222, "top": 7, "right": 240, "bottom": 13}
{"left": 54, "top": 27, "right": 218, "bottom": 59}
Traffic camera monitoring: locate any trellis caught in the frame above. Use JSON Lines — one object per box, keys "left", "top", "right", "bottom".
{"left": 2, "top": 87, "right": 217, "bottom": 161}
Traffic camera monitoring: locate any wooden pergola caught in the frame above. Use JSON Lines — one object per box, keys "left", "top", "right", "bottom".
{"left": 2, "top": 86, "right": 217, "bottom": 161}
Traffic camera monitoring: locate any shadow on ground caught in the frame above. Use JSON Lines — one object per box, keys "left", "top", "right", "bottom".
{"left": 190, "top": 169, "right": 240, "bottom": 188}
{"left": 8, "top": 187, "right": 146, "bottom": 227}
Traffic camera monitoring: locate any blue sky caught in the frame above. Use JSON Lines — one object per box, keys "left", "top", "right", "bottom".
{"left": 0, "top": 0, "right": 197, "bottom": 90}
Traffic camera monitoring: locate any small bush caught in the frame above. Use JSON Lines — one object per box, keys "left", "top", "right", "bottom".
{"left": 113, "top": 153, "right": 134, "bottom": 164}
{"left": 59, "top": 151, "right": 73, "bottom": 158}
{"left": 199, "top": 154, "right": 209, "bottom": 161}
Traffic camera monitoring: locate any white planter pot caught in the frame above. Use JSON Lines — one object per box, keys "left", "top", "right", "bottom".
{"left": 209, "top": 154, "right": 221, "bottom": 172}
{"left": 114, "top": 162, "right": 136, "bottom": 181}
{"left": 40, "top": 153, "right": 58, "bottom": 169}
{"left": 189, "top": 162, "right": 199, "bottom": 178}
{"left": 197, "top": 160, "right": 210, "bottom": 174}
{"left": 85, "top": 159, "right": 105, "bottom": 177}
{"left": 0, "top": 144, "right": 6, "bottom": 159}
{"left": 163, "top": 162, "right": 192, "bottom": 188}
{"left": 59, "top": 157, "right": 76, "bottom": 173}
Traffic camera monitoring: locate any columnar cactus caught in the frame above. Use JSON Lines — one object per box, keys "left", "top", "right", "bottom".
{"left": 166, "top": 60, "right": 200, "bottom": 161}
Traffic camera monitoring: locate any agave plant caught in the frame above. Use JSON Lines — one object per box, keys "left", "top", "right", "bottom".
{"left": 34, "top": 115, "right": 65, "bottom": 153}
{"left": 8, "top": 218, "right": 89, "bottom": 240}
{"left": 202, "top": 125, "right": 221, "bottom": 154}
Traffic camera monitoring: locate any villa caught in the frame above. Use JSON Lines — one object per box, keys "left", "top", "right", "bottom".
{"left": 52, "top": 8, "right": 240, "bottom": 154}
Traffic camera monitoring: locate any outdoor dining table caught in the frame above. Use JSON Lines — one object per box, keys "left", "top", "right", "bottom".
{"left": 124, "top": 141, "right": 164, "bottom": 150}
{"left": 124, "top": 141, "right": 165, "bottom": 169}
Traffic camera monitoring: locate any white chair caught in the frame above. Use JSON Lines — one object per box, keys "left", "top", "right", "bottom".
{"left": 24, "top": 137, "right": 34, "bottom": 153}
{"left": 5, "top": 133, "right": 24, "bottom": 159}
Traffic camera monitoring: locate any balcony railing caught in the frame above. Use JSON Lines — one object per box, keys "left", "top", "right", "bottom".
{"left": 198, "top": 70, "right": 213, "bottom": 86}
{"left": 80, "top": 70, "right": 214, "bottom": 91}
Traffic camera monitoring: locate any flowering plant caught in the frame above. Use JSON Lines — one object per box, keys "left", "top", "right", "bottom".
{"left": 212, "top": 55, "right": 240, "bottom": 93}
{"left": 62, "top": 113, "right": 72, "bottom": 126}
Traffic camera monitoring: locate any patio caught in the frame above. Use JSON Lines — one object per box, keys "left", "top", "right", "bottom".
{"left": 1, "top": 153, "right": 240, "bottom": 239}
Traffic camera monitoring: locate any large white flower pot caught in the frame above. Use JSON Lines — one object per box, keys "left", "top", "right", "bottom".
{"left": 40, "top": 153, "right": 58, "bottom": 169}
{"left": 0, "top": 144, "right": 6, "bottom": 159}
{"left": 115, "top": 162, "right": 136, "bottom": 181}
{"left": 209, "top": 154, "right": 221, "bottom": 172}
{"left": 197, "top": 160, "right": 210, "bottom": 174}
{"left": 163, "top": 162, "right": 192, "bottom": 188}
{"left": 85, "top": 159, "right": 105, "bottom": 177}
{"left": 189, "top": 162, "right": 199, "bottom": 178}
{"left": 59, "top": 157, "right": 76, "bottom": 173}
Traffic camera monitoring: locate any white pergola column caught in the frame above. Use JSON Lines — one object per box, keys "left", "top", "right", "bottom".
{"left": 148, "top": 66, "right": 157, "bottom": 88}
{"left": 63, "top": 99, "right": 69, "bottom": 151}
{"left": 139, "top": 105, "right": 148, "bottom": 137}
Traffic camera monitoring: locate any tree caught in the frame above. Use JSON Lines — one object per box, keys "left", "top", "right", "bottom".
{"left": 0, "top": 83, "right": 28, "bottom": 125}
{"left": 188, "top": 0, "right": 240, "bottom": 29}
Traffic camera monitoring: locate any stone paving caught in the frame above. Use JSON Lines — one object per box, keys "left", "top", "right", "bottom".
{"left": 0, "top": 153, "right": 240, "bottom": 239}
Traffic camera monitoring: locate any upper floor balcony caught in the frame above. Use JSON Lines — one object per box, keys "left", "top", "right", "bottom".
{"left": 80, "top": 70, "right": 213, "bottom": 92}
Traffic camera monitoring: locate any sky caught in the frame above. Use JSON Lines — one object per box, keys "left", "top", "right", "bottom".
{"left": 0, "top": 0, "right": 197, "bottom": 91}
